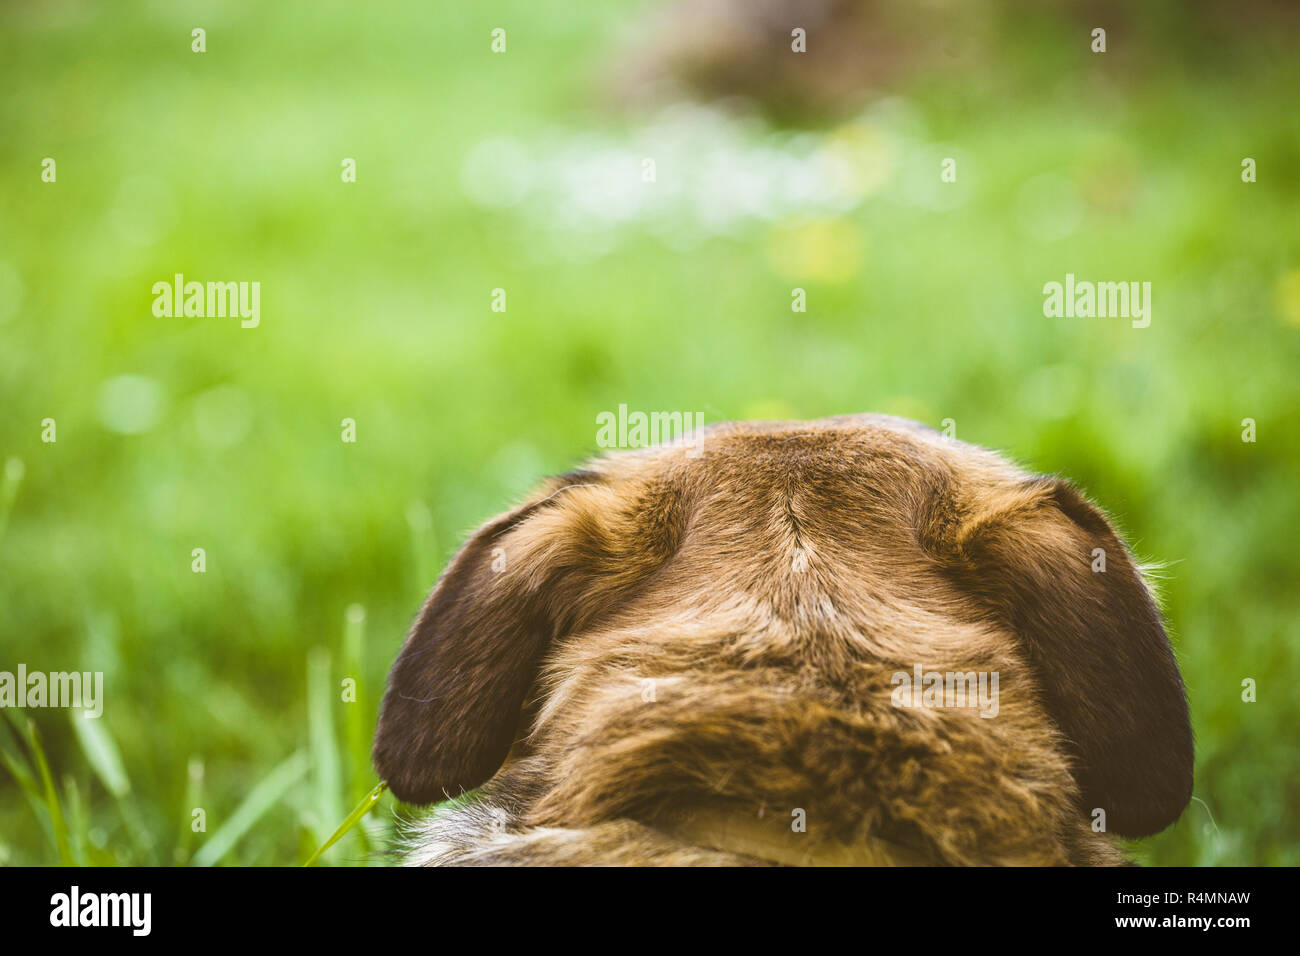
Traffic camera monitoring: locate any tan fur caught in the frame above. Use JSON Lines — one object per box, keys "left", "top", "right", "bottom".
{"left": 375, "top": 415, "right": 1192, "bottom": 865}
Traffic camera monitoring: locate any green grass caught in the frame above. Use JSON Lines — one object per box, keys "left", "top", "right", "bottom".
{"left": 1, "top": 1, "right": 1298, "bottom": 865}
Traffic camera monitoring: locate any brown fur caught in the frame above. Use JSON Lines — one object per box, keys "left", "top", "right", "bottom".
{"left": 373, "top": 415, "right": 1193, "bottom": 865}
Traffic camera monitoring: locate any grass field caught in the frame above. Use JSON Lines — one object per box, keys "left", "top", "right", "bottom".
{"left": 1, "top": 1, "right": 1297, "bottom": 865}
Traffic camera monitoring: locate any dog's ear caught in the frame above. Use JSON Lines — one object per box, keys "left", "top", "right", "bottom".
{"left": 946, "top": 477, "right": 1193, "bottom": 837}
{"left": 373, "top": 473, "right": 679, "bottom": 805}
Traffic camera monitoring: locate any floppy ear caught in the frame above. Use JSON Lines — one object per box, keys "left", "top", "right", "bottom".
{"left": 371, "top": 500, "right": 555, "bottom": 805}
{"left": 949, "top": 477, "right": 1193, "bottom": 837}
{"left": 373, "top": 474, "right": 678, "bottom": 805}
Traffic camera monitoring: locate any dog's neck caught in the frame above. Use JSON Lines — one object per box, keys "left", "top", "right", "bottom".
{"left": 658, "top": 806, "right": 933, "bottom": 867}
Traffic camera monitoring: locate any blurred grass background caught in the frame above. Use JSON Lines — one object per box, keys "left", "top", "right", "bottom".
{"left": 1, "top": 0, "right": 1297, "bottom": 865}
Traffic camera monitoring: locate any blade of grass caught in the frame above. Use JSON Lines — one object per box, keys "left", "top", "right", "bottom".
{"left": 191, "top": 750, "right": 309, "bottom": 867}
{"left": 0, "top": 710, "right": 57, "bottom": 852}
{"left": 62, "top": 773, "right": 88, "bottom": 866}
{"left": 0, "top": 729, "right": 61, "bottom": 855}
{"left": 69, "top": 711, "right": 130, "bottom": 798}
{"left": 174, "top": 756, "right": 204, "bottom": 864}
{"left": 342, "top": 603, "right": 371, "bottom": 853}
{"left": 26, "top": 719, "right": 74, "bottom": 865}
{"left": 303, "top": 782, "right": 387, "bottom": 867}
{"left": 69, "top": 709, "right": 152, "bottom": 862}
{"left": 0, "top": 715, "right": 42, "bottom": 800}
{"left": 307, "top": 646, "right": 343, "bottom": 851}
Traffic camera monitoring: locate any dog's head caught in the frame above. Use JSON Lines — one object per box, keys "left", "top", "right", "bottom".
{"left": 373, "top": 415, "right": 1193, "bottom": 839}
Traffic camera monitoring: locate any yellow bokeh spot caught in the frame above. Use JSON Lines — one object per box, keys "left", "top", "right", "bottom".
{"left": 820, "top": 122, "right": 893, "bottom": 200}
{"left": 1274, "top": 269, "right": 1300, "bottom": 328}
{"left": 766, "top": 218, "right": 864, "bottom": 283}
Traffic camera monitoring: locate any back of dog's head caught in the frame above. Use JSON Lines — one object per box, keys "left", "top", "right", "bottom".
{"left": 373, "top": 414, "right": 1193, "bottom": 844}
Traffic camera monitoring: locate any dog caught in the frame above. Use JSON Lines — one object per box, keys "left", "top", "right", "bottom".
{"left": 372, "top": 414, "right": 1193, "bottom": 865}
